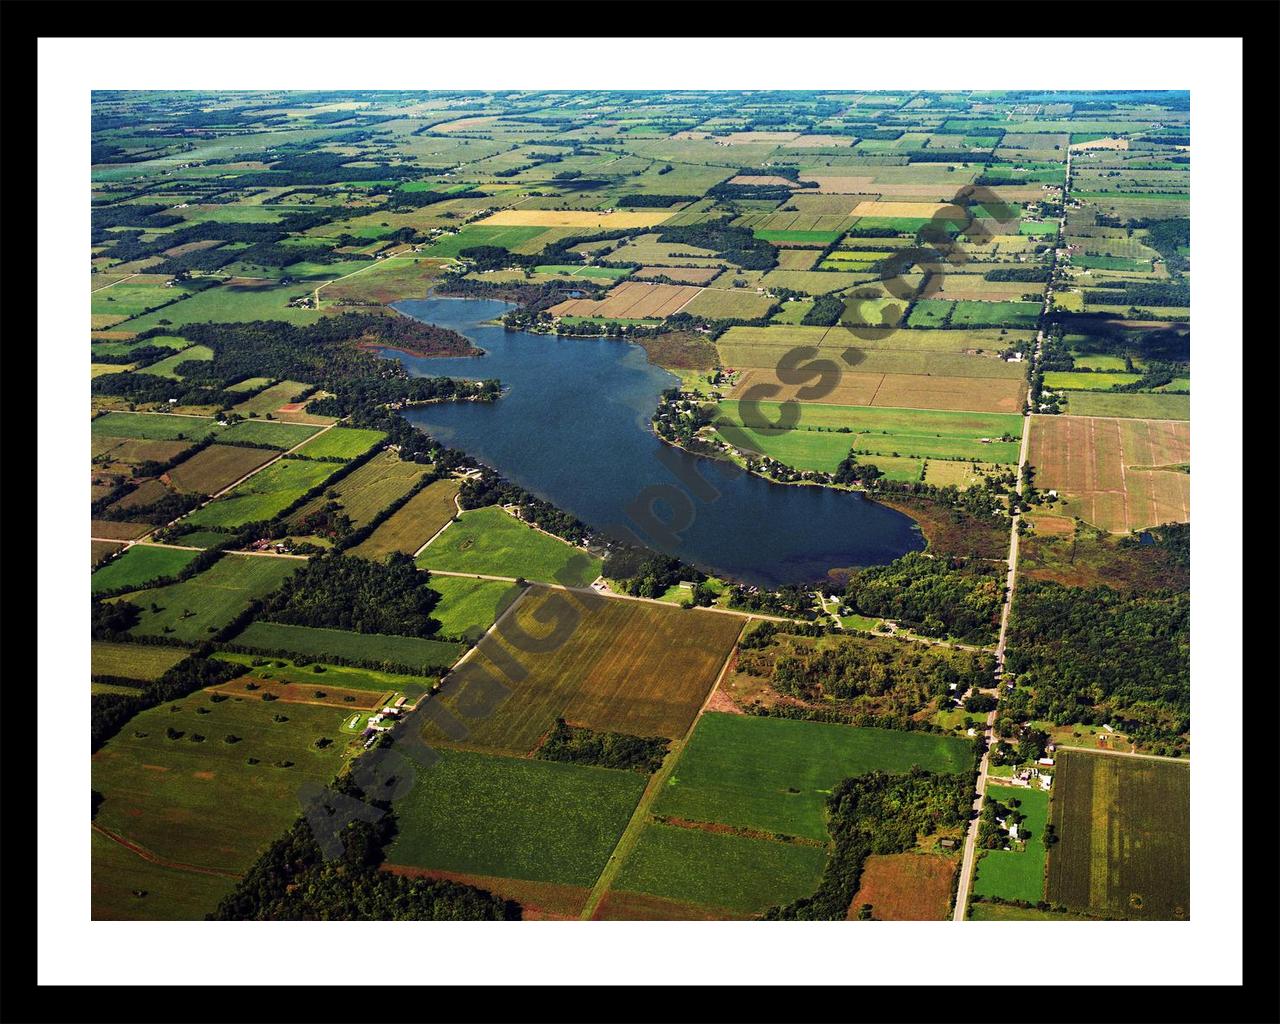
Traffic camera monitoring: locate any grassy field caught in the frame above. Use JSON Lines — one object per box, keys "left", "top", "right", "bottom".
{"left": 91, "top": 641, "right": 190, "bottom": 682}
{"left": 422, "top": 225, "right": 548, "bottom": 258}
{"left": 1061, "top": 392, "right": 1189, "bottom": 420}
{"left": 123, "top": 281, "right": 332, "bottom": 330}
{"left": 230, "top": 620, "right": 463, "bottom": 673}
{"left": 184, "top": 458, "right": 341, "bottom": 528}
{"left": 211, "top": 651, "right": 436, "bottom": 701}
{"left": 288, "top": 451, "right": 429, "bottom": 531}
{"left": 1043, "top": 371, "right": 1143, "bottom": 391}
{"left": 350, "top": 477, "right": 461, "bottom": 560}
{"left": 715, "top": 401, "right": 1022, "bottom": 472}
{"left": 426, "top": 575, "right": 523, "bottom": 641}
{"left": 850, "top": 853, "right": 957, "bottom": 920}
{"left": 92, "top": 828, "right": 239, "bottom": 921}
{"left": 230, "top": 380, "right": 312, "bottom": 417}
{"left": 118, "top": 554, "right": 300, "bottom": 644}
{"left": 950, "top": 300, "right": 1042, "bottom": 327}
{"left": 972, "top": 784, "right": 1050, "bottom": 904}
{"left": 216, "top": 420, "right": 322, "bottom": 449}
{"left": 92, "top": 697, "right": 352, "bottom": 918}
{"left": 654, "top": 714, "right": 974, "bottom": 841}
{"left": 292, "top": 427, "right": 385, "bottom": 460}
{"left": 681, "top": 288, "right": 776, "bottom": 320}
{"left": 612, "top": 822, "right": 829, "bottom": 917}
{"left": 426, "top": 587, "right": 743, "bottom": 755}
{"left": 92, "top": 412, "right": 220, "bottom": 442}
{"left": 1046, "top": 751, "right": 1189, "bottom": 919}
{"left": 385, "top": 748, "right": 647, "bottom": 887}
{"left": 417, "top": 506, "right": 602, "bottom": 586}
{"left": 92, "top": 544, "right": 202, "bottom": 594}
{"left": 166, "top": 444, "right": 278, "bottom": 495}
{"left": 136, "top": 344, "right": 214, "bottom": 379}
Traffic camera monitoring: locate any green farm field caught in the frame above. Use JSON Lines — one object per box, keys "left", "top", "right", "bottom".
{"left": 91, "top": 641, "right": 190, "bottom": 682}
{"left": 351, "top": 477, "right": 462, "bottom": 559}
{"left": 612, "top": 822, "right": 828, "bottom": 917}
{"left": 183, "top": 458, "right": 340, "bottom": 528}
{"left": 123, "top": 281, "right": 332, "bottom": 331}
{"left": 90, "top": 278, "right": 208, "bottom": 323}
{"left": 292, "top": 426, "right": 385, "bottom": 460}
{"left": 1043, "top": 371, "right": 1143, "bottom": 391}
{"left": 423, "top": 225, "right": 548, "bottom": 258}
{"left": 229, "top": 380, "right": 312, "bottom": 417}
{"left": 217, "top": 419, "right": 321, "bottom": 450}
{"left": 136, "top": 344, "right": 214, "bottom": 379}
{"left": 1061, "top": 392, "right": 1189, "bottom": 419}
{"left": 92, "top": 412, "right": 221, "bottom": 442}
{"left": 230, "top": 620, "right": 463, "bottom": 673}
{"left": 92, "top": 697, "right": 352, "bottom": 918}
{"left": 715, "top": 401, "right": 1022, "bottom": 472}
{"left": 417, "top": 506, "right": 602, "bottom": 586}
{"left": 288, "top": 451, "right": 429, "bottom": 531}
{"left": 92, "top": 544, "right": 202, "bottom": 594}
{"left": 654, "top": 714, "right": 974, "bottom": 841}
{"left": 1046, "top": 751, "right": 1189, "bottom": 919}
{"left": 426, "top": 575, "right": 523, "bottom": 641}
{"left": 972, "top": 784, "right": 1050, "bottom": 904}
{"left": 117, "top": 554, "right": 300, "bottom": 644}
{"left": 385, "top": 748, "right": 646, "bottom": 887}
{"left": 211, "top": 651, "right": 437, "bottom": 701}
{"left": 92, "top": 828, "right": 239, "bottom": 922}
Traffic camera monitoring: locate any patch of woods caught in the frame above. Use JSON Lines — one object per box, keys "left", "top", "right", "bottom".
{"left": 1006, "top": 577, "right": 1189, "bottom": 749}
{"left": 91, "top": 315, "right": 494, "bottom": 410}
{"left": 603, "top": 546, "right": 712, "bottom": 602}
{"left": 800, "top": 293, "right": 845, "bottom": 327}
{"left": 983, "top": 265, "right": 1051, "bottom": 282}
{"left": 655, "top": 217, "right": 778, "bottom": 271}
{"left": 259, "top": 553, "right": 444, "bottom": 639}
{"left": 766, "top": 765, "right": 977, "bottom": 919}
{"left": 844, "top": 552, "right": 1005, "bottom": 645}
{"left": 736, "top": 622, "right": 994, "bottom": 727}
{"left": 534, "top": 718, "right": 670, "bottom": 774}
{"left": 209, "top": 777, "right": 518, "bottom": 921}
{"left": 725, "top": 584, "right": 819, "bottom": 620}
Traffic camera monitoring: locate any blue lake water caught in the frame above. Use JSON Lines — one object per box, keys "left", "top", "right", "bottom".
{"left": 387, "top": 296, "right": 923, "bottom": 588}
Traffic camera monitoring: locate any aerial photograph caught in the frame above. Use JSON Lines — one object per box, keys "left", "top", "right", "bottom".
{"left": 87, "top": 89, "right": 1191, "bottom": 923}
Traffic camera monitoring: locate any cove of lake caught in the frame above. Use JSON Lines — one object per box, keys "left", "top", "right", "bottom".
{"left": 387, "top": 296, "right": 924, "bottom": 589}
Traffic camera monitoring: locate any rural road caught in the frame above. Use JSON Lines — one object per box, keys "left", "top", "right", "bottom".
{"left": 952, "top": 226, "right": 1053, "bottom": 921}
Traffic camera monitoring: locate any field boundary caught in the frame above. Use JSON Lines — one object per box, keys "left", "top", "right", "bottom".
{"left": 579, "top": 615, "right": 750, "bottom": 920}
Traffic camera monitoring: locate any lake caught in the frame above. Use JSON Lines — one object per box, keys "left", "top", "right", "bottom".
{"left": 387, "top": 296, "right": 923, "bottom": 588}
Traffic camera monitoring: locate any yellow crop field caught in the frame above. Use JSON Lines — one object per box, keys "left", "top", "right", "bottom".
{"left": 851, "top": 200, "right": 958, "bottom": 218}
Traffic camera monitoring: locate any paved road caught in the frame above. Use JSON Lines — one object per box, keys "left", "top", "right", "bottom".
{"left": 952, "top": 198, "right": 1059, "bottom": 921}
